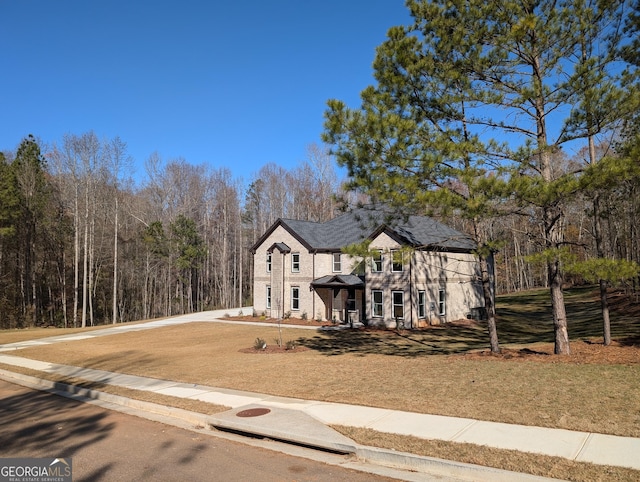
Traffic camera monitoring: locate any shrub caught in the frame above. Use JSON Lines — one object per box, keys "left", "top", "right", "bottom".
{"left": 285, "top": 340, "right": 297, "bottom": 350}
{"left": 301, "top": 311, "right": 308, "bottom": 320}
{"left": 253, "top": 337, "right": 267, "bottom": 350}
{"left": 283, "top": 311, "right": 291, "bottom": 319}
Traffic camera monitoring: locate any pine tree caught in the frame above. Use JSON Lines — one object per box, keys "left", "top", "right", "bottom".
{"left": 324, "top": 0, "right": 636, "bottom": 354}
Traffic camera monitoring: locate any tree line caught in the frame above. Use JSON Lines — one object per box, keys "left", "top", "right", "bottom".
{"left": 0, "top": 135, "right": 339, "bottom": 329}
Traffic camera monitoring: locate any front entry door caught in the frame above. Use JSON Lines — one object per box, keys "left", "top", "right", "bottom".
{"left": 332, "top": 288, "right": 343, "bottom": 322}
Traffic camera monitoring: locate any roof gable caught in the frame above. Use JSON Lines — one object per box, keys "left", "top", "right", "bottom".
{"left": 250, "top": 219, "right": 315, "bottom": 253}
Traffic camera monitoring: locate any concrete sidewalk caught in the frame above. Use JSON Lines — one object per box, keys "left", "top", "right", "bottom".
{"left": 1, "top": 310, "right": 639, "bottom": 477}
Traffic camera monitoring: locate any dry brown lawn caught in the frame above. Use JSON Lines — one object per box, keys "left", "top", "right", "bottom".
{"left": 0, "top": 288, "right": 640, "bottom": 481}
{"left": 335, "top": 426, "right": 640, "bottom": 482}
{"left": 4, "top": 285, "right": 640, "bottom": 482}
{"left": 10, "top": 321, "right": 640, "bottom": 438}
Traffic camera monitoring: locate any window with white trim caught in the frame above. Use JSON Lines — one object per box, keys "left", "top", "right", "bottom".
{"left": 372, "top": 290, "right": 383, "bottom": 317}
{"left": 291, "top": 253, "right": 300, "bottom": 272}
{"left": 347, "top": 288, "right": 356, "bottom": 312}
{"left": 372, "top": 250, "right": 383, "bottom": 272}
{"left": 266, "top": 286, "right": 271, "bottom": 309}
{"left": 266, "top": 253, "right": 271, "bottom": 273}
{"left": 332, "top": 253, "right": 341, "bottom": 272}
{"left": 391, "top": 250, "right": 404, "bottom": 272}
{"left": 392, "top": 291, "right": 404, "bottom": 320}
{"left": 418, "top": 291, "right": 426, "bottom": 318}
{"left": 438, "top": 288, "right": 446, "bottom": 316}
{"left": 291, "top": 286, "right": 300, "bottom": 311}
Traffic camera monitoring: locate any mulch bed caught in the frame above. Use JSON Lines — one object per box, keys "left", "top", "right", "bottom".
{"left": 227, "top": 315, "right": 333, "bottom": 327}
{"left": 463, "top": 340, "right": 640, "bottom": 365}
{"left": 239, "top": 345, "right": 310, "bottom": 354}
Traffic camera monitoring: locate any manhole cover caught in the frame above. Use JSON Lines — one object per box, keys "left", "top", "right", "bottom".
{"left": 236, "top": 408, "right": 271, "bottom": 418}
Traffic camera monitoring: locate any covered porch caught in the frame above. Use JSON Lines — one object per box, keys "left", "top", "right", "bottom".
{"left": 310, "top": 274, "right": 365, "bottom": 325}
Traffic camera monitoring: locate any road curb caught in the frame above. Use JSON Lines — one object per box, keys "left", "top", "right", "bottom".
{"left": 0, "top": 368, "right": 211, "bottom": 427}
{"left": 0, "top": 368, "right": 558, "bottom": 481}
{"left": 354, "top": 445, "right": 555, "bottom": 481}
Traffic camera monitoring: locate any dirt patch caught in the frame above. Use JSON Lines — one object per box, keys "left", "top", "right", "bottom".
{"left": 463, "top": 340, "right": 640, "bottom": 365}
{"left": 226, "top": 315, "right": 332, "bottom": 327}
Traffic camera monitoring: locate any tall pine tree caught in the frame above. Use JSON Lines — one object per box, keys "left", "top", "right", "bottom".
{"left": 324, "top": 0, "right": 636, "bottom": 354}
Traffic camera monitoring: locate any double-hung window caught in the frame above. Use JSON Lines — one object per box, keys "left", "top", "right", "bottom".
{"left": 418, "top": 291, "right": 426, "bottom": 318}
{"left": 291, "top": 286, "right": 300, "bottom": 311}
{"left": 391, "top": 250, "right": 404, "bottom": 272}
{"left": 291, "top": 253, "right": 300, "bottom": 272}
{"left": 392, "top": 291, "right": 404, "bottom": 320}
{"left": 266, "top": 286, "right": 271, "bottom": 309}
{"left": 266, "top": 253, "right": 272, "bottom": 273}
{"left": 372, "top": 290, "right": 383, "bottom": 317}
{"left": 372, "top": 250, "right": 383, "bottom": 272}
{"left": 438, "top": 289, "right": 446, "bottom": 316}
{"left": 332, "top": 253, "right": 341, "bottom": 272}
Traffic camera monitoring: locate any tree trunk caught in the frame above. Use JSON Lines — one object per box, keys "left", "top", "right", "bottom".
{"left": 81, "top": 180, "right": 89, "bottom": 328}
{"left": 548, "top": 253, "right": 570, "bottom": 355}
{"left": 112, "top": 196, "right": 119, "bottom": 324}
{"left": 480, "top": 253, "right": 500, "bottom": 354}
{"left": 534, "top": 42, "right": 570, "bottom": 354}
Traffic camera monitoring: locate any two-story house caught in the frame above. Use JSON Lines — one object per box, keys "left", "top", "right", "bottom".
{"left": 250, "top": 208, "right": 491, "bottom": 327}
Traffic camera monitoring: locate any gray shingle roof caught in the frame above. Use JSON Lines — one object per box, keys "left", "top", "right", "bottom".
{"left": 311, "top": 274, "right": 364, "bottom": 288}
{"left": 267, "top": 242, "right": 291, "bottom": 253}
{"left": 252, "top": 208, "right": 475, "bottom": 253}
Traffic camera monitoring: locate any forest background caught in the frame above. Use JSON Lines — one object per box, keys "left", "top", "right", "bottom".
{"left": 1, "top": 0, "right": 639, "bottom": 336}
{"left": 1, "top": 129, "right": 638, "bottom": 331}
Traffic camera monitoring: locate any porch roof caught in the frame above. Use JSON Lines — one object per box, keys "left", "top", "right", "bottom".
{"left": 311, "top": 274, "right": 364, "bottom": 289}
{"left": 267, "top": 242, "right": 290, "bottom": 254}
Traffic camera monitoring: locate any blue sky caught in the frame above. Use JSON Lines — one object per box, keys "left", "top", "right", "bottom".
{"left": 1, "top": 1, "right": 411, "bottom": 183}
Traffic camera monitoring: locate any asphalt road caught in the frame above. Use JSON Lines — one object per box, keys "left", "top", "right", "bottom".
{"left": 0, "top": 380, "right": 396, "bottom": 482}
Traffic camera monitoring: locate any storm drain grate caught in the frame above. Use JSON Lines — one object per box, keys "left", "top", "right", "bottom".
{"left": 236, "top": 408, "right": 271, "bottom": 418}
